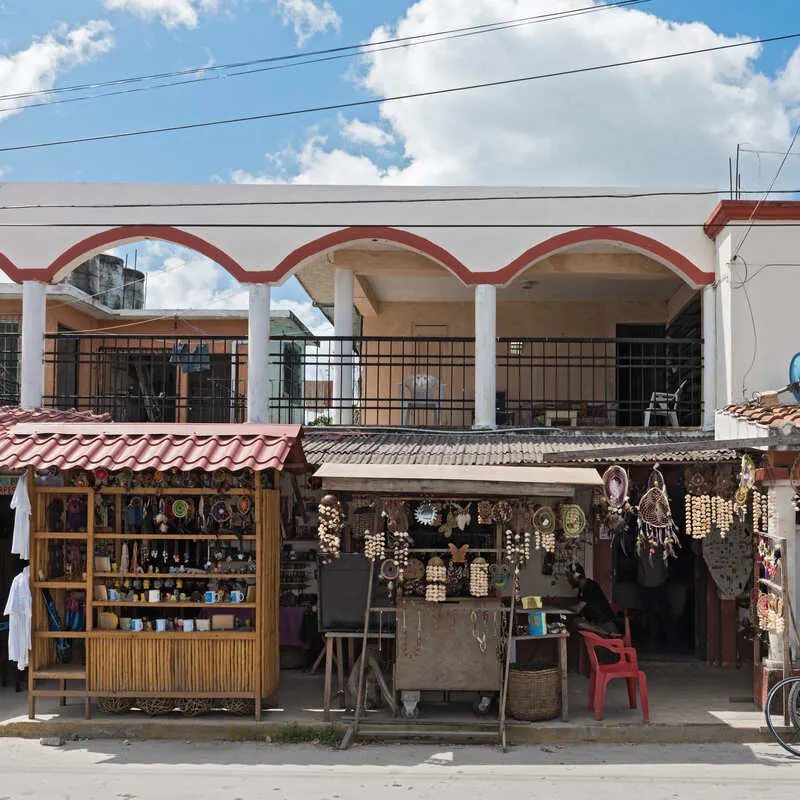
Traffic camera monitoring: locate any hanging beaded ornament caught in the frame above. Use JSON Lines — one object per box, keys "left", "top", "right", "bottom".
{"left": 403, "top": 558, "right": 426, "bottom": 596}
{"left": 791, "top": 455, "right": 800, "bottom": 512}
{"left": 532, "top": 506, "right": 556, "bottom": 552}
{"left": 391, "top": 531, "right": 410, "bottom": 584}
{"left": 636, "top": 466, "right": 679, "bottom": 563}
{"left": 469, "top": 556, "right": 489, "bottom": 597}
{"left": 492, "top": 500, "right": 513, "bottom": 524}
{"left": 317, "top": 494, "right": 344, "bottom": 562}
{"left": 364, "top": 529, "right": 386, "bottom": 562}
{"left": 425, "top": 556, "right": 447, "bottom": 602}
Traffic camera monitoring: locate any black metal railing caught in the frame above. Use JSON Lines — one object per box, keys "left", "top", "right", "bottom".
{"left": 38, "top": 333, "right": 701, "bottom": 428}
{"left": 0, "top": 325, "right": 20, "bottom": 405}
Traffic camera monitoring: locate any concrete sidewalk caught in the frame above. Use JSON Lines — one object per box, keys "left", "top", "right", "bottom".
{"left": 0, "top": 662, "right": 773, "bottom": 744}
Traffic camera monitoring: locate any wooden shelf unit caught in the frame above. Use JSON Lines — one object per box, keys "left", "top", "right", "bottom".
{"left": 28, "top": 468, "right": 283, "bottom": 722}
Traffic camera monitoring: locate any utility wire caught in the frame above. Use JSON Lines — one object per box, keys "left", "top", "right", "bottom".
{"left": 1, "top": 188, "right": 799, "bottom": 212}
{"left": 2, "top": 29, "right": 797, "bottom": 155}
{"left": 733, "top": 124, "right": 800, "bottom": 259}
{"left": 0, "top": 0, "right": 648, "bottom": 107}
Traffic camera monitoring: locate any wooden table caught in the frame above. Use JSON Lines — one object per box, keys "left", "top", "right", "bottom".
{"left": 511, "top": 631, "right": 570, "bottom": 721}
{"left": 323, "top": 631, "right": 395, "bottom": 721}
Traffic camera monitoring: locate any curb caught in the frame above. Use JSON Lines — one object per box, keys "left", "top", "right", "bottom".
{"left": 0, "top": 718, "right": 774, "bottom": 745}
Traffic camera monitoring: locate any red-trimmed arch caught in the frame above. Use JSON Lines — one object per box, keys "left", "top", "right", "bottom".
{"left": 2, "top": 224, "right": 712, "bottom": 287}
{"left": 265, "top": 225, "right": 712, "bottom": 287}
{"left": 3, "top": 226, "right": 260, "bottom": 284}
{"left": 477, "top": 226, "right": 713, "bottom": 287}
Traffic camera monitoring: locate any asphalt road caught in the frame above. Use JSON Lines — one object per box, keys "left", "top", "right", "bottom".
{"left": 0, "top": 739, "right": 798, "bottom": 800}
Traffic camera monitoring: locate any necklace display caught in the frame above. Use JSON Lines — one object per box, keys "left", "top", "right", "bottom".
{"left": 470, "top": 610, "right": 488, "bottom": 654}
{"left": 401, "top": 606, "right": 423, "bottom": 659}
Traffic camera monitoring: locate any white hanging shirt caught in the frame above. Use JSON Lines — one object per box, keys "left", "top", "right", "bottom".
{"left": 10, "top": 474, "right": 31, "bottom": 561}
{"left": 3, "top": 566, "right": 32, "bottom": 670}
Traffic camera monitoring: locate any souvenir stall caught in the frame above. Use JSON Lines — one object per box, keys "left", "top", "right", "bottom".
{"left": 0, "top": 422, "right": 305, "bottom": 720}
{"left": 312, "top": 463, "right": 602, "bottom": 743}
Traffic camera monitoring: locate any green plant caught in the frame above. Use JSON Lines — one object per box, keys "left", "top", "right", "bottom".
{"left": 269, "top": 723, "right": 344, "bottom": 746}
{"left": 309, "top": 414, "right": 333, "bottom": 426}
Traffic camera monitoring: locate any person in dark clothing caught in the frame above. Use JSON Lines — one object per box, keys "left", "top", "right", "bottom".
{"left": 567, "top": 563, "right": 619, "bottom": 635}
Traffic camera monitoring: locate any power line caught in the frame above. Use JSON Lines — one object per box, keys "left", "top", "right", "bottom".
{"left": 1, "top": 222, "right": 800, "bottom": 229}
{"left": 2, "top": 29, "right": 798, "bottom": 155}
{"left": 2, "top": 188, "right": 800, "bottom": 212}
{"left": 0, "top": 0, "right": 648, "bottom": 108}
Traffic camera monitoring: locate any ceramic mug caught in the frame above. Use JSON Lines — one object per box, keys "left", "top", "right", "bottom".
{"left": 148, "top": 589, "right": 161, "bottom": 603}
{"left": 155, "top": 619, "right": 166, "bottom": 632}
{"left": 120, "top": 617, "right": 131, "bottom": 631}
{"left": 130, "top": 618, "right": 144, "bottom": 632}
{"left": 183, "top": 619, "right": 195, "bottom": 632}
{"left": 204, "top": 590, "right": 217, "bottom": 603}
{"left": 230, "top": 590, "right": 244, "bottom": 603}
{"left": 107, "top": 589, "right": 119, "bottom": 601}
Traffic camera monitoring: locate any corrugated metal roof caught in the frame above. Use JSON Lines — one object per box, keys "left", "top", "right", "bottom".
{"left": 303, "top": 428, "right": 734, "bottom": 467}
{"left": 0, "top": 422, "right": 305, "bottom": 472}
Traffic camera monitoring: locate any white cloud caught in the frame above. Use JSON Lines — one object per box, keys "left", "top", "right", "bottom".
{"left": 339, "top": 116, "right": 395, "bottom": 148}
{"left": 276, "top": 0, "right": 340, "bottom": 47}
{"left": 0, "top": 21, "right": 114, "bottom": 123}
{"left": 233, "top": 0, "right": 800, "bottom": 188}
{"left": 230, "top": 133, "right": 388, "bottom": 184}
{"left": 102, "top": 0, "right": 227, "bottom": 29}
{"left": 110, "top": 242, "right": 330, "bottom": 333}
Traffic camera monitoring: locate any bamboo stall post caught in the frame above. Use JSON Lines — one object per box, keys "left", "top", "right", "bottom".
{"left": 498, "top": 592, "right": 516, "bottom": 752}
{"left": 781, "top": 538, "right": 792, "bottom": 727}
{"left": 254, "top": 469, "right": 263, "bottom": 720}
{"left": 340, "top": 557, "right": 375, "bottom": 750}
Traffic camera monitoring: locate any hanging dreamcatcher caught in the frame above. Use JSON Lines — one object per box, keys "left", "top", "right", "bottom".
{"left": 532, "top": 506, "right": 556, "bottom": 552}
{"left": 636, "top": 465, "right": 679, "bottom": 563}
{"left": 560, "top": 504, "right": 586, "bottom": 539}
{"left": 733, "top": 454, "right": 756, "bottom": 516}
{"left": 602, "top": 465, "right": 630, "bottom": 530}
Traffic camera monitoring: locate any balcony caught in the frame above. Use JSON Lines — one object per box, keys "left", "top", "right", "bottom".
{"left": 38, "top": 332, "right": 702, "bottom": 429}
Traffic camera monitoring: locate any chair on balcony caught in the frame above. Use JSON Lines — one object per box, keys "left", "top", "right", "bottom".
{"left": 643, "top": 378, "right": 688, "bottom": 428}
{"left": 398, "top": 374, "right": 447, "bottom": 426}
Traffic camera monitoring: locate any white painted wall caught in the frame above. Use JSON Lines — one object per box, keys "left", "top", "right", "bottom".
{"left": 717, "top": 223, "right": 800, "bottom": 403}
{"left": 0, "top": 184, "right": 717, "bottom": 282}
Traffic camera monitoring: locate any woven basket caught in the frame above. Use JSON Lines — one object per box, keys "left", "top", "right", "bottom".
{"left": 507, "top": 665, "right": 561, "bottom": 722}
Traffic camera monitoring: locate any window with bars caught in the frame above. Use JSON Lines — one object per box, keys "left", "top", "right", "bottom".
{"left": 0, "top": 321, "right": 20, "bottom": 404}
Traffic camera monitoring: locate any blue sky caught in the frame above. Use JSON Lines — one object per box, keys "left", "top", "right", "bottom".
{"left": 2, "top": 0, "right": 800, "bottom": 319}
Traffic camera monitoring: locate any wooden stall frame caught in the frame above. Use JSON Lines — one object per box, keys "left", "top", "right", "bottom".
{"left": 27, "top": 467, "right": 284, "bottom": 720}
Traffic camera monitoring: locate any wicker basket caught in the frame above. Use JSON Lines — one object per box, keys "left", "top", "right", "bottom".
{"left": 507, "top": 665, "right": 561, "bottom": 721}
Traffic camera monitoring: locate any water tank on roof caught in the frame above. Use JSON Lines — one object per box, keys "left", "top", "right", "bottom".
{"left": 65, "top": 254, "right": 145, "bottom": 310}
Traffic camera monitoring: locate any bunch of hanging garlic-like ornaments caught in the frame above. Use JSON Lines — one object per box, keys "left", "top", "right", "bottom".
{"left": 504, "top": 529, "right": 531, "bottom": 572}
{"left": 364, "top": 529, "right": 386, "bottom": 562}
{"left": 687, "top": 494, "right": 712, "bottom": 540}
{"left": 392, "top": 531, "right": 410, "bottom": 582}
{"left": 469, "top": 557, "right": 489, "bottom": 597}
{"left": 317, "top": 494, "right": 344, "bottom": 562}
{"left": 425, "top": 556, "right": 447, "bottom": 602}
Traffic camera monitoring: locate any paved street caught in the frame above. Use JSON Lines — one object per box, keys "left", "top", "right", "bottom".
{"left": 0, "top": 739, "right": 798, "bottom": 800}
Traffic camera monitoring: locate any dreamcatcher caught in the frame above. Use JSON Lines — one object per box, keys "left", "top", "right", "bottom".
{"left": 602, "top": 465, "right": 630, "bottom": 530}
{"left": 636, "top": 465, "right": 679, "bottom": 563}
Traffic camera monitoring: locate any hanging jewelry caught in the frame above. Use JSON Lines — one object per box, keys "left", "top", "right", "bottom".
{"left": 425, "top": 556, "right": 446, "bottom": 602}
{"left": 469, "top": 557, "right": 489, "bottom": 597}
{"left": 471, "top": 610, "right": 488, "bottom": 654}
{"left": 317, "top": 494, "right": 344, "bottom": 563}
{"left": 364, "top": 529, "right": 386, "bottom": 561}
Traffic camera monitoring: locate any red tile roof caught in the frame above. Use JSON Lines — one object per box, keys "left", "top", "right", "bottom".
{"left": 0, "top": 422, "right": 305, "bottom": 473}
{"left": 0, "top": 406, "right": 111, "bottom": 432}
{"left": 719, "top": 404, "right": 800, "bottom": 427}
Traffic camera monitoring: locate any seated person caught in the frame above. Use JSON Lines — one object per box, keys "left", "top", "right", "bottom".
{"left": 567, "top": 563, "right": 620, "bottom": 636}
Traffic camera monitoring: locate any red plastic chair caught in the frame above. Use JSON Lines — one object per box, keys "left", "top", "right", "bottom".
{"left": 580, "top": 629, "right": 649, "bottom": 723}
{"left": 577, "top": 610, "right": 631, "bottom": 676}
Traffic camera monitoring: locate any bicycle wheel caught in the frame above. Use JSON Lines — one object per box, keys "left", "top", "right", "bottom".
{"left": 765, "top": 677, "right": 800, "bottom": 756}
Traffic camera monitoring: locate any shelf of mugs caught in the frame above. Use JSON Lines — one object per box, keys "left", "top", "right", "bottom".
{"left": 93, "top": 533, "right": 257, "bottom": 540}
{"left": 93, "top": 572, "right": 256, "bottom": 580}
{"left": 92, "top": 601, "right": 256, "bottom": 608}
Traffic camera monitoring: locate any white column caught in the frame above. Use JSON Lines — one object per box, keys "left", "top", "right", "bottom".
{"left": 769, "top": 483, "right": 799, "bottom": 663}
{"left": 333, "top": 268, "right": 355, "bottom": 425}
{"left": 247, "top": 283, "right": 271, "bottom": 424}
{"left": 474, "top": 284, "right": 497, "bottom": 429}
{"left": 702, "top": 283, "right": 717, "bottom": 430}
{"left": 20, "top": 280, "right": 47, "bottom": 409}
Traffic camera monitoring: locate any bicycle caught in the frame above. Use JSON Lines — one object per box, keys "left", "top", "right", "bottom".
{"left": 765, "top": 675, "right": 800, "bottom": 755}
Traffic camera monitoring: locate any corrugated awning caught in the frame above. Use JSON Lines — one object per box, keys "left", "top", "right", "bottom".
{"left": 314, "top": 463, "right": 601, "bottom": 496}
{"left": 0, "top": 423, "right": 306, "bottom": 473}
